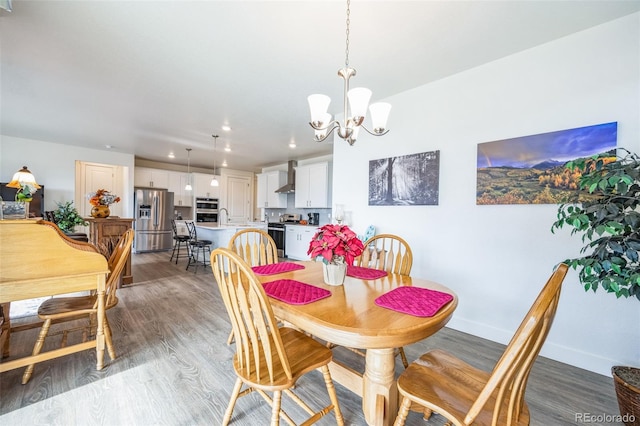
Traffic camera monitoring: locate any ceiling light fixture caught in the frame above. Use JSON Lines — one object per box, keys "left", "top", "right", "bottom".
{"left": 307, "top": 0, "right": 391, "bottom": 146}
{"left": 185, "top": 148, "right": 193, "bottom": 191}
{"left": 224, "top": 145, "right": 231, "bottom": 152}
{"left": 222, "top": 125, "right": 232, "bottom": 132}
{"left": 222, "top": 160, "right": 228, "bottom": 167}
{"left": 168, "top": 152, "right": 175, "bottom": 159}
{"left": 210, "top": 135, "right": 219, "bottom": 187}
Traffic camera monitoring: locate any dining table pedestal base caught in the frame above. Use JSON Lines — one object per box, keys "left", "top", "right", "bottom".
{"left": 363, "top": 348, "right": 398, "bottom": 426}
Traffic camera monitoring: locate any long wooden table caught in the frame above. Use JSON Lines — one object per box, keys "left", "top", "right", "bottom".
{"left": 256, "top": 261, "right": 458, "bottom": 426}
{"left": 0, "top": 220, "right": 109, "bottom": 378}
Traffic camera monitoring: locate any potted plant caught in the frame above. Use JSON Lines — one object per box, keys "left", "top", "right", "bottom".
{"left": 307, "top": 224, "right": 364, "bottom": 285}
{"left": 551, "top": 147, "right": 639, "bottom": 424}
{"left": 53, "top": 201, "right": 88, "bottom": 234}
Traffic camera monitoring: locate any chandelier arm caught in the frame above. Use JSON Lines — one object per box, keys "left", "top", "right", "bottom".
{"left": 311, "top": 122, "right": 341, "bottom": 142}
{"left": 310, "top": 119, "right": 339, "bottom": 131}
{"left": 360, "top": 124, "right": 390, "bottom": 137}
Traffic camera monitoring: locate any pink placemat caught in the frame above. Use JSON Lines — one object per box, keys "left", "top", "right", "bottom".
{"left": 375, "top": 287, "right": 454, "bottom": 317}
{"left": 347, "top": 265, "right": 388, "bottom": 280}
{"left": 263, "top": 279, "right": 331, "bottom": 305}
{"left": 252, "top": 262, "right": 305, "bottom": 276}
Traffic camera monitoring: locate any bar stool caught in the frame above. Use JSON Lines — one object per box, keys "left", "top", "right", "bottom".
{"left": 170, "top": 219, "right": 190, "bottom": 264}
{"left": 185, "top": 221, "right": 213, "bottom": 273}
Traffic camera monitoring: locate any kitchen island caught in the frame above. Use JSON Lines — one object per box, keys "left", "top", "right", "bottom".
{"left": 194, "top": 222, "right": 267, "bottom": 250}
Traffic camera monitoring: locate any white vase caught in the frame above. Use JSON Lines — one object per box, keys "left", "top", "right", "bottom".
{"left": 323, "top": 262, "right": 347, "bottom": 286}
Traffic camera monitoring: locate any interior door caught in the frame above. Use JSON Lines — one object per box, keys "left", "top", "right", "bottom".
{"left": 76, "top": 161, "right": 125, "bottom": 220}
{"left": 226, "top": 175, "right": 251, "bottom": 223}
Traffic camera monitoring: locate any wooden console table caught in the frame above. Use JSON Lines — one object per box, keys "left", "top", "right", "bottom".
{"left": 86, "top": 217, "right": 135, "bottom": 286}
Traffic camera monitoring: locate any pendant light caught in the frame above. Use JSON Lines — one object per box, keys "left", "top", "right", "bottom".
{"left": 210, "top": 135, "right": 219, "bottom": 187}
{"left": 185, "top": 148, "right": 193, "bottom": 191}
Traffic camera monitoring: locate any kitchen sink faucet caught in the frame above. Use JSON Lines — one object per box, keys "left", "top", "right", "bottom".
{"left": 218, "top": 208, "right": 229, "bottom": 225}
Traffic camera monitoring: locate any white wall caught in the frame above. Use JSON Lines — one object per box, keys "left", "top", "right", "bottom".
{"left": 1, "top": 135, "right": 135, "bottom": 214}
{"left": 332, "top": 13, "right": 640, "bottom": 376}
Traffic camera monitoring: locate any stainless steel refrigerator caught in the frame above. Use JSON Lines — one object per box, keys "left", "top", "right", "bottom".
{"left": 133, "top": 188, "right": 174, "bottom": 253}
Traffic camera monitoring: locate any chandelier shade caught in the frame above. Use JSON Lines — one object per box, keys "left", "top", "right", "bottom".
{"left": 307, "top": 0, "right": 390, "bottom": 146}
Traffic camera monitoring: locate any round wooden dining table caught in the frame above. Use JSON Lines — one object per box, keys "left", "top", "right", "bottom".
{"left": 255, "top": 260, "right": 458, "bottom": 426}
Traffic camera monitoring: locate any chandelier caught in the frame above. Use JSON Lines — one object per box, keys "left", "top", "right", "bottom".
{"left": 307, "top": 0, "right": 391, "bottom": 146}
{"left": 210, "top": 135, "right": 219, "bottom": 187}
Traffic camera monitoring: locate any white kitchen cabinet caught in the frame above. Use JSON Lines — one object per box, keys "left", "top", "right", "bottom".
{"left": 194, "top": 172, "right": 220, "bottom": 199}
{"left": 257, "top": 171, "right": 287, "bottom": 208}
{"left": 294, "top": 162, "right": 330, "bottom": 208}
{"left": 167, "top": 171, "right": 193, "bottom": 207}
{"left": 285, "top": 225, "right": 316, "bottom": 260}
{"left": 134, "top": 167, "right": 170, "bottom": 189}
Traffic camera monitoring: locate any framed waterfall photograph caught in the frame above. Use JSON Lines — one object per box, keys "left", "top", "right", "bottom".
{"left": 368, "top": 150, "right": 440, "bottom": 206}
{"left": 476, "top": 121, "right": 618, "bottom": 205}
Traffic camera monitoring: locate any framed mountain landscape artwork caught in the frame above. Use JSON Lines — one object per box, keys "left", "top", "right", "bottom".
{"left": 369, "top": 150, "right": 440, "bottom": 206}
{"left": 476, "top": 122, "right": 617, "bottom": 205}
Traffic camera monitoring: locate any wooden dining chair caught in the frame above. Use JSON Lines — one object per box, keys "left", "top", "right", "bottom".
{"left": 21, "top": 229, "right": 134, "bottom": 384}
{"left": 344, "top": 233, "right": 413, "bottom": 368}
{"left": 226, "top": 228, "right": 280, "bottom": 344}
{"left": 393, "top": 263, "right": 569, "bottom": 426}
{"left": 228, "top": 228, "right": 279, "bottom": 266}
{"left": 356, "top": 233, "right": 413, "bottom": 275}
{"left": 210, "top": 247, "right": 344, "bottom": 425}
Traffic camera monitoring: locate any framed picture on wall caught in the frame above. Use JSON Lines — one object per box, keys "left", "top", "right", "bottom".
{"left": 368, "top": 150, "right": 440, "bottom": 206}
{"left": 476, "top": 121, "right": 618, "bottom": 205}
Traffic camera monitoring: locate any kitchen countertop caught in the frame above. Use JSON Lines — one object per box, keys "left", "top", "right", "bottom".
{"left": 195, "top": 222, "right": 267, "bottom": 230}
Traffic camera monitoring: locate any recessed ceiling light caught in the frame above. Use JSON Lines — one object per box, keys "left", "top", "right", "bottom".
{"left": 222, "top": 160, "right": 228, "bottom": 167}
{"left": 289, "top": 141, "right": 297, "bottom": 148}
{"left": 105, "top": 145, "right": 112, "bottom": 149}
{"left": 222, "top": 125, "right": 232, "bottom": 132}
{"left": 168, "top": 152, "right": 175, "bottom": 159}
{"left": 224, "top": 145, "right": 231, "bottom": 152}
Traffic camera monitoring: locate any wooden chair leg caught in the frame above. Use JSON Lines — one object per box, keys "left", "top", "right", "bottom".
{"left": 422, "top": 407, "right": 433, "bottom": 420}
{"left": 222, "top": 378, "right": 243, "bottom": 426}
{"left": 270, "top": 390, "right": 282, "bottom": 425}
{"left": 321, "top": 364, "right": 344, "bottom": 425}
{"left": 393, "top": 396, "right": 412, "bottom": 426}
{"left": 398, "top": 347, "right": 409, "bottom": 369}
{"left": 22, "top": 318, "right": 52, "bottom": 384}
{"left": 104, "top": 316, "right": 116, "bottom": 360}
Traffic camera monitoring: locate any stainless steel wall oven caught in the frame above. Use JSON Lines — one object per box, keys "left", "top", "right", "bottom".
{"left": 195, "top": 197, "right": 218, "bottom": 223}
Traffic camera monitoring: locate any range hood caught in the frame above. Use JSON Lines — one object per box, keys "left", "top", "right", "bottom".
{"left": 275, "top": 160, "right": 297, "bottom": 193}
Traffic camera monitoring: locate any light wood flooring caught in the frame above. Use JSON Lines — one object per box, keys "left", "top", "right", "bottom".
{"left": 0, "top": 252, "right": 621, "bottom": 425}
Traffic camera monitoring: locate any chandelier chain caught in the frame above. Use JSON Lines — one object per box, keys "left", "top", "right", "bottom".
{"left": 345, "top": 0, "right": 350, "bottom": 68}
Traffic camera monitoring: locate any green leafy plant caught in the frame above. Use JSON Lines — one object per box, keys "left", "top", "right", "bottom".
{"left": 551, "top": 148, "right": 640, "bottom": 300}
{"left": 15, "top": 182, "right": 38, "bottom": 202}
{"left": 54, "top": 201, "right": 88, "bottom": 233}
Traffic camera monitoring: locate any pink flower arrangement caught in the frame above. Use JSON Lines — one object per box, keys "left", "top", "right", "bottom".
{"left": 307, "top": 224, "right": 365, "bottom": 265}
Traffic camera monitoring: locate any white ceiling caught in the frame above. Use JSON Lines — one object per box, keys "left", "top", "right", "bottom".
{"left": 2, "top": 1, "right": 639, "bottom": 172}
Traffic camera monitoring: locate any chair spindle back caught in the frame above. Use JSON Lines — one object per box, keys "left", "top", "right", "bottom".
{"left": 211, "top": 247, "right": 291, "bottom": 383}
{"left": 465, "top": 263, "right": 568, "bottom": 425}
{"left": 228, "top": 228, "right": 279, "bottom": 267}
{"left": 358, "top": 234, "right": 413, "bottom": 275}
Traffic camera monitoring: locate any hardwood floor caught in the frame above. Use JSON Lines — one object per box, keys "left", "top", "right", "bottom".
{"left": 0, "top": 252, "right": 621, "bottom": 425}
